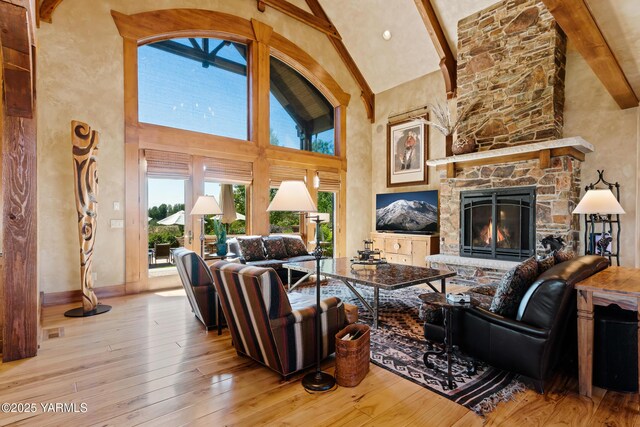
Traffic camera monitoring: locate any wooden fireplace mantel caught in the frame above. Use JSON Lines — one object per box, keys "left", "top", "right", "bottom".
{"left": 426, "top": 137, "right": 594, "bottom": 179}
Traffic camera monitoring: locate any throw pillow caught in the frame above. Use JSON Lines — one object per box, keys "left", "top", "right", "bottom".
{"left": 263, "top": 236, "right": 289, "bottom": 260}
{"left": 537, "top": 254, "right": 556, "bottom": 274}
{"left": 237, "top": 237, "right": 266, "bottom": 262}
{"left": 282, "top": 236, "right": 309, "bottom": 257}
{"left": 553, "top": 248, "right": 575, "bottom": 264}
{"left": 490, "top": 257, "right": 539, "bottom": 318}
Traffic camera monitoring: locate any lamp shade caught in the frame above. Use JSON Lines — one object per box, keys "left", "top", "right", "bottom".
{"left": 573, "top": 189, "right": 625, "bottom": 215}
{"left": 190, "top": 195, "right": 223, "bottom": 216}
{"left": 267, "top": 180, "right": 317, "bottom": 212}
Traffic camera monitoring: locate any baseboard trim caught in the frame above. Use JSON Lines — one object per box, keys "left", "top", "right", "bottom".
{"left": 42, "top": 284, "right": 126, "bottom": 307}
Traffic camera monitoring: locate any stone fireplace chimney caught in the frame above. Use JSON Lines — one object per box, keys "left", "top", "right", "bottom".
{"left": 456, "top": 0, "right": 567, "bottom": 151}
{"left": 426, "top": 0, "right": 591, "bottom": 286}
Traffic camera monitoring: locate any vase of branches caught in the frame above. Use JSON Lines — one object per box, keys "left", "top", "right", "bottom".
{"left": 423, "top": 101, "right": 478, "bottom": 155}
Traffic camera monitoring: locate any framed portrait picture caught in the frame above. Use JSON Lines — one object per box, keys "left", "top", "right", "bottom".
{"left": 387, "top": 117, "right": 428, "bottom": 187}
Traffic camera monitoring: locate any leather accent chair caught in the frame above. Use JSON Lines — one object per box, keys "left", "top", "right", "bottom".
{"left": 210, "top": 260, "right": 348, "bottom": 379}
{"left": 457, "top": 255, "right": 609, "bottom": 392}
{"left": 174, "top": 248, "right": 223, "bottom": 333}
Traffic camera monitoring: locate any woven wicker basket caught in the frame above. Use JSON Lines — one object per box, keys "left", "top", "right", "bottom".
{"left": 335, "top": 324, "right": 370, "bottom": 387}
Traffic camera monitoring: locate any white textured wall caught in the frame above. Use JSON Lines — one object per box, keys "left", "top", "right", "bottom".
{"left": 36, "top": 0, "right": 372, "bottom": 294}
{"left": 370, "top": 71, "right": 448, "bottom": 232}
{"left": 564, "top": 43, "right": 639, "bottom": 267}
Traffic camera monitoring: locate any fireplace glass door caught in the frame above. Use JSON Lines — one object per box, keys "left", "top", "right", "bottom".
{"left": 461, "top": 187, "right": 535, "bottom": 261}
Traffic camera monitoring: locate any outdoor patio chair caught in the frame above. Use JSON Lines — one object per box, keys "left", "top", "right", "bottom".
{"left": 154, "top": 243, "right": 171, "bottom": 264}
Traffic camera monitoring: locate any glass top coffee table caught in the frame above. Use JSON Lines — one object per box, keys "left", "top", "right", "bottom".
{"left": 283, "top": 257, "right": 456, "bottom": 328}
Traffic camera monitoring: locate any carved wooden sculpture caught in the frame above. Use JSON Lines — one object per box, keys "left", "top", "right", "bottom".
{"left": 64, "top": 121, "right": 111, "bottom": 317}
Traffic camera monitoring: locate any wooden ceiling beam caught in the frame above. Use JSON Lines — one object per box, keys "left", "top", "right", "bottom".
{"left": 541, "top": 0, "right": 638, "bottom": 109}
{"left": 38, "top": 0, "right": 63, "bottom": 24}
{"left": 256, "top": 0, "right": 340, "bottom": 39}
{"left": 413, "top": 0, "right": 456, "bottom": 99}
{"left": 304, "top": 0, "right": 375, "bottom": 122}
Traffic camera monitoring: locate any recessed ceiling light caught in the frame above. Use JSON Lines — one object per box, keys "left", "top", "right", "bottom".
{"left": 382, "top": 30, "right": 392, "bottom": 41}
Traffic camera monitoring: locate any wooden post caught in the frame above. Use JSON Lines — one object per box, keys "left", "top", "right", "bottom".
{"left": 250, "top": 19, "right": 273, "bottom": 236}
{"left": 577, "top": 289, "right": 594, "bottom": 397}
{"left": 1, "top": 0, "right": 38, "bottom": 362}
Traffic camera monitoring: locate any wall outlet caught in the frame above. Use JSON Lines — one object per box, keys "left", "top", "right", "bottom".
{"left": 110, "top": 219, "right": 124, "bottom": 229}
{"left": 92, "top": 272, "right": 98, "bottom": 283}
{"left": 113, "top": 201, "right": 120, "bottom": 211}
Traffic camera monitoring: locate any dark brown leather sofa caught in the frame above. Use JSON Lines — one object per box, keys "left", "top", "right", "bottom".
{"left": 456, "top": 255, "right": 609, "bottom": 392}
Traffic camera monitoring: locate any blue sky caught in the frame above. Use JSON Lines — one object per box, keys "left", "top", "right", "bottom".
{"left": 147, "top": 179, "right": 222, "bottom": 209}
{"left": 140, "top": 38, "right": 330, "bottom": 207}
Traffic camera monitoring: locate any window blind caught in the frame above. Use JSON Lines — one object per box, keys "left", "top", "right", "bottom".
{"left": 145, "top": 150, "right": 191, "bottom": 179}
{"left": 204, "top": 157, "right": 253, "bottom": 185}
{"left": 318, "top": 170, "right": 341, "bottom": 193}
{"left": 269, "top": 165, "right": 307, "bottom": 188}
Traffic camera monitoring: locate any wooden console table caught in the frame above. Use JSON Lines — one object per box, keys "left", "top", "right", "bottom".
{"left": 576, "top": 267, "right": 640, "bottom": 397}
{"left": 370, "top": 232, "right": 439, "bottom": 267}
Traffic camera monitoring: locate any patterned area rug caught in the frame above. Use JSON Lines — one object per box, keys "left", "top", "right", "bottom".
{"left": 292, "top": 280, "right": 525, "bottom": 416}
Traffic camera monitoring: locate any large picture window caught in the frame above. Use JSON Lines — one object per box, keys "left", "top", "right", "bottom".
{"left": 269, "top": 56, "right": 335, "bottom": 155}
{"left": 138, "top": 38, "right": 248, "bottom": 139}
{"left": 116, "top": 10, "right": 349, "bottom": 292}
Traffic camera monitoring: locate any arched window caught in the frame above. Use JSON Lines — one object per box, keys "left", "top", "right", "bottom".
{"left": 138, "top": 38, "right": 249, "bottom": 140}
{"left": 269, "top": 56, "right": 335, "bottom": 155}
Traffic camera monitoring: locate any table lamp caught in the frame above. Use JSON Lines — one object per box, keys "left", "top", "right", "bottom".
{"left": 573, "top": 189, "right": 625, "bottom": 255}
{"left": 268, "top": 180, "right": 335, "bottom": 392}
{"left": 190, "top": 195, "right": 223, "bottom": 257}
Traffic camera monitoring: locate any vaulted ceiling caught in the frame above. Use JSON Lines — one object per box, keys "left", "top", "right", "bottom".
{"left": 317, "top": 0, "right": 497, "bottom": 94}
{"left": 37, "top": 0, "right": 640, "bottom": 106}
{"left": 316, "top": 0, "right": 640, "bottom": 106}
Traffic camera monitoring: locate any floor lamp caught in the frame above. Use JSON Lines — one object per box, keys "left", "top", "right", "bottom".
{"left": 268, "top": 180, "right": 335, "bottom": 392}
{"left": 190, "top": 195, "right": 223, "bottom": 258}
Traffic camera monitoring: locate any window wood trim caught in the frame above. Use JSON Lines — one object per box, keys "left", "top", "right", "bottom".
{"left": 111, "top": 9, "right": 350, "bottom": 107}
{"left": 114, "top": 8, "right": 349, "bottom": 292}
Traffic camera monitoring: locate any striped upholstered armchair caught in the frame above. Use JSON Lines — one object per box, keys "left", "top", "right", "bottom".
{"left": 210, "top": 260, "right": 347, "bottom": 379}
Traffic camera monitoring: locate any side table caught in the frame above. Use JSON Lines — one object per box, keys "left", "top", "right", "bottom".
{"left": 575, "top": 266, "right": 640, "bottom": 397}
{"left": 419, "top": 292, "right": 477, "bottom": 389}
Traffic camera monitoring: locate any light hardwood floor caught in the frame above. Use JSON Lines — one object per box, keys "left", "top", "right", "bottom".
{"left": 0, "top": 289, "right": 638, "bottom": 426}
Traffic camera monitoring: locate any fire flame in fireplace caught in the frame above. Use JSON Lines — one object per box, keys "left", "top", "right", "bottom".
{"left": 480, "top": 219, "right": 507, "bottom": 246}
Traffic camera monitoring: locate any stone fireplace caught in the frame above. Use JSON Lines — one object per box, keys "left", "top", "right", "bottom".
{"left": 427, "top": 140, "right": 590, "bottom": 286}
{"left": 460, "top": 187, "right": 536, "bottom": 261}
{"left": 424, "top": 0, "right": 594, "bottom": 286}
